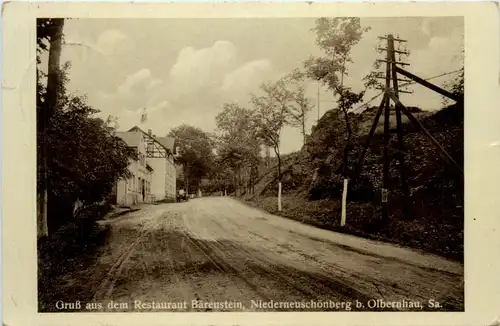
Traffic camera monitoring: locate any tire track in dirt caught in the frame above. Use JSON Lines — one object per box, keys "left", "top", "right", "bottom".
{"left": 211, "top": 200, "right": 461, "bottom": 311}
{"left": 199, "top": 209, "right": 372, "bottom": 309}
{"left": 92, "top": 208, "right": 163, "bottom": 302}
{"left": 182, "top": 213, "right": 273, "bottom": 304}
{"left": 209, "top": 205, "right": 428, "bottom": 308}
{"left": 92, "top": 199, "right": 462, "bottom": 312}
{"left": 210, "top": 213, "right": 384, "bottom": 309}
{"left": 92, "top": 229, "right": 145, "bottom": 301}
{"left": 204, "top": 216, "right": 317, "bottom": 299}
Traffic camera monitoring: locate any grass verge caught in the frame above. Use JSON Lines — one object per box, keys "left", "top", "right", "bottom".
{"left": 38, "top": 210, "right": 112, "bottom": 312}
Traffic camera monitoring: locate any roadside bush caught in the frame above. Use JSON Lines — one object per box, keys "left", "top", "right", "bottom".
{"left": 37, "top": 215, "right": 110, "bottom": 312}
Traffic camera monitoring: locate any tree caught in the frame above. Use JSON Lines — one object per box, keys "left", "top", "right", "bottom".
{"left": 291, "top": 86, "right": 313, "bottom": 146}
{"left": 36, "top": 60, "right": 137, "bottom": 233}
{"left": 443, "top": 67, "right": 464, "bottom": 106}
{"left": 168, "top": 125, "right": 214, "bottom": 194}
{"left": 251, "top": 78, "right": 295, "bottom": 211}
{"left": 305, "top": 17, "right": 369, "bottom": 177}
{"left": 304, "top": 17, "right": 369, "bottom": 226}
{"left": 276, "top": 69, "right": 314, "bottom": 145}
{"left": 215, "top": 103, "right": 261, "bottom": 196}
{"left": 38, "top": 18, "right": 136, "bottom": 235}
{"left": 37, "top": 18, "right": 65, "bottom": 238}
{"left": 46, "top": 94, "right": 137, "bottom": 231}
{"left": 207, "top": 153, "right": 234, "bottom": 195}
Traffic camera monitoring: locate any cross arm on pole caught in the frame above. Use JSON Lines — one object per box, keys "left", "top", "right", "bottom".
{"left": 375, "top": 75, "right": 413, "bottom": 83}
{"left": 378, "top": 36, "right": 407, "bottom": 43}
{"left": 377, "top": 59, "right": 410, "bottom": 66}
{"left": 375, "top": 86, "right": 413, "bottom": 94}
{"left": 377, "top": 48, "right": 409, "bottom": 55}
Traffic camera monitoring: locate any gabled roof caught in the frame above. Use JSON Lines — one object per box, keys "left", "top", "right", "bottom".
{"left": 127, "top": 126, "right": 175, "bottom": 154}
{"left": 116, "top": 131, "right": 142, "bottom": 148}
{"left": 156, "top": 137, "right": 175, "bottom": 153}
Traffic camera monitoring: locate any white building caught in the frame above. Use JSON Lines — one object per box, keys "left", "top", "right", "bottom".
{"left": 128, "top": 126, "right": 176, "bottom": 202}
{"left": 114, "top": 131, "right": 154, "bottom": 206}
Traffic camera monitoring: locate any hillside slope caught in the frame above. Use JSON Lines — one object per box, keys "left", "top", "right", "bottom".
{"left": 244, "top": 103, "right": 464, "bottom": 261}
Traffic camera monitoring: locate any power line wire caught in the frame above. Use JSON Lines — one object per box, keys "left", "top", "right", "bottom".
{"left": 351, "top": 91, "right": 384, "bottom": 114}
{"left": 349, "top": 69, "right": 462, "bottom": 114}
{"left": 399, "top": 69, "right": 463, "bottom": 89}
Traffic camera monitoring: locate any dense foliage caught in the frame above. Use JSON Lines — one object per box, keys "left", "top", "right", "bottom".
{"left": 305, "top": 17, "right": 370, "bottom": 177}
{"left": 169, "top": 124, "right": 214, "bottom": 192}
{"left": 214, "top": 103, "right": 261, "bottom": 195}
{"left": 206, "top": 73, "right": 315, "bottom": 196}
{"left": 37, "top": 19, "right": 136, "bottom": 233}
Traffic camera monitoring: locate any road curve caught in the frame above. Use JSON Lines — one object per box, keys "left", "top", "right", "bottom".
{"left": 93, "top": 197, "right": 463, "bottom": 312}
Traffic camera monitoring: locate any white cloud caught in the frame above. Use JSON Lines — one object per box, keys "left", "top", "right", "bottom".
{"left": 148, "top": 100, "right": 169, "bottom": 114}
{"left": 168, "top": 40, "right": 237, "bottom": 98}
{"left": 57, "top": 18, "right": 463, "bottom": 154}
{"left": 221, "top": 59, "right": 273, "bottom": 92}
{"left": 148, "top": 79, "right": 164, "bottom": 89}
{"left": 403, "top": 31, "right": 463, "bottom": 110}
{"left": 63, "top": 29, "right": 130, "bottom": 58}
{"left": 62, "top": 36, "right": 278, "bottom": 136}
{"left": 117, "top": 68, "right": 153, "bottom": 95}
{"left": 96, "top": 30, "right": 128, "bottom": 55}
{"left": 94, "top": 67, "right": 168, "bottom": 123}
{"left": 411, "top": 35, "right": 463, "bottom": 78}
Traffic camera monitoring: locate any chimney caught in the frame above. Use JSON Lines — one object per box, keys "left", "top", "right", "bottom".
{"left": 148, "top": 129, "right": 152, "bottom": 136}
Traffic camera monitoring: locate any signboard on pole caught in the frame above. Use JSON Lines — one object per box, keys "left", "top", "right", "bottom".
{"left": 381, "top": 188, "right": 388, "bottom": 203}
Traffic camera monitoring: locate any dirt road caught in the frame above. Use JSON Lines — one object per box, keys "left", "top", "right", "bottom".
{"left": 70, "top": 197, "right": 463, "bottom": 312}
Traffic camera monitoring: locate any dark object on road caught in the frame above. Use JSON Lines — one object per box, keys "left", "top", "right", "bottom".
{"left": 176, "top": 193, "right": 189, "bottom": 202}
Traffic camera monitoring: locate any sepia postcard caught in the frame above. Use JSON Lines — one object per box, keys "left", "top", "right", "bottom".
{"left": 2, "top": 2, "right": 500, "bottom": 326}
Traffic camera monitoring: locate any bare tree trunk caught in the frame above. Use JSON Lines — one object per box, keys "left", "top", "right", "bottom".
{"left": 38, "top": 18, "right": 64, "bottom": 238}
{"left": 266, "top": 145, "right": 271, "bottom": 167}
{"left": 274, "top": 146, "right": 282, "bottom": 212}
{"left": 302, "top": 119, "right": 307, "bottom": 146}
{"left": 339, "top": 59, "right": 350, "bottom": 227}
{"left": 238, "top": 165, "right": 242, "bottom": 196}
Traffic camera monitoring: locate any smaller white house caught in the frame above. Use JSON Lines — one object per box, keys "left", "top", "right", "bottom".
{"left": 114, "top": 131, "right": 154, "bottom": 206}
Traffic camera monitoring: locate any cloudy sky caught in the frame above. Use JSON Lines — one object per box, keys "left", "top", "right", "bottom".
{"left": 42, "top": 17, "right": 463, "bottom": 154}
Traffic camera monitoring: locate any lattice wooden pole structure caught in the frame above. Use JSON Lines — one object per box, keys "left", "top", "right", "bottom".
{"left": 355, "top": 34, "right": 463, "bottom": 225}
{"left": 388, "top": 34, "right": 411, "bottom": 221}
{"left": 379, "top": 34, "right": 412, "bottom": 223}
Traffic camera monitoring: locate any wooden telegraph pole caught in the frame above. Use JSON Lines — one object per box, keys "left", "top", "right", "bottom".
{"left": 389, "top": 35, "right": 411, "bottom": 220}
{"left": 354, "top": 33, "right": 463, "bottom": 226}
{"left": 378, "top": 34, "right": 412, "bottom": 223}
{"left": 382, "top": 36, "right": 392, "bottom": 224}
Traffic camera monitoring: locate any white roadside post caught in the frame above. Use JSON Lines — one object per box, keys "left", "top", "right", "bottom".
{"left": 341, "top": 178, "right": 349, "bottom": 227}
{"left": 278, "top": 182, "right": 282, "bottom": 212}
